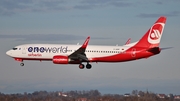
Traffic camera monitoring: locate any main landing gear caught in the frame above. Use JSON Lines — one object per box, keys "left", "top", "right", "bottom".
{"left": 79, "top": 63, "right": 92, "bottom": 69}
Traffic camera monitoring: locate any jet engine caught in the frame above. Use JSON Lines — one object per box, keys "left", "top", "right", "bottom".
{"left": 53, "top": 55, "right": 69, "bottom": 64}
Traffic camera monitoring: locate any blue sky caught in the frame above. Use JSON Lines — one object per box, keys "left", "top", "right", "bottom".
{"left": 0, "top": 0, "right": 180, "bottom": 94}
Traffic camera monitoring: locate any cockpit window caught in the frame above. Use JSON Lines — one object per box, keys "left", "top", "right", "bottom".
{"left": 12, "top": 48, "right": 18, "bottom": 50}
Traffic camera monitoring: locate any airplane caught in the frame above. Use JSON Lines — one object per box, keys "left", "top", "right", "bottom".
{"left": 6, "top": 16, "right": 166, "bottom": 69}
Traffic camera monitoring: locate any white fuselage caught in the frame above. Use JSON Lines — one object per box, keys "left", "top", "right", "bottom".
{"left": 6, "top": 43, "right": 137, "bottom": 60}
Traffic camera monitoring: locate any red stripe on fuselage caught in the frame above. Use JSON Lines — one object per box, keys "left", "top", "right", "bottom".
{"left": 14, "top": 57, "right": 52, "bottom": 61}
{"left": 90, "top": 48, "right": 157, "bottom": 62}
{"left": 13, "top": 47, "right": 159, "bottom": 63}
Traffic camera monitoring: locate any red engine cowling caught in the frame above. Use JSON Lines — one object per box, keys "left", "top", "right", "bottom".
{"left": 53, "top": 55, "right": 69, "bottom": 64}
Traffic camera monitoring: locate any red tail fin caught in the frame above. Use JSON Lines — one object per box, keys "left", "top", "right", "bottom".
{"left": 134, "top": 16, "right": 166, "bottom": 48}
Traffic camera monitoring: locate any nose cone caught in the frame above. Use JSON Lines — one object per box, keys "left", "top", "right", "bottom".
{"left": 6, "top": 50, "right": 12, "bottom": 57}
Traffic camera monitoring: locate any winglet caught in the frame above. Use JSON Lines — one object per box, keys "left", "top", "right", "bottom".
{"left": 81, "top": 36, "right": 90, "bottom": 49}
{"left": 125, "top": 38, "right": 131, "bottom": 45}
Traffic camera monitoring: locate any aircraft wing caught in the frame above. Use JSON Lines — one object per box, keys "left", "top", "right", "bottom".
{"left": 68, "top": 36, "right": 90, "bottom": 62}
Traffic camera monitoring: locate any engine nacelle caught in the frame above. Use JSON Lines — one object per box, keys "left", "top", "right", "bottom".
{"left": 53, "top": 55, "right": 69, "bottom": 64}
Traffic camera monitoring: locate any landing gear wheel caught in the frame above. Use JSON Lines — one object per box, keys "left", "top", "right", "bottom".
{"left": 79, "top": 64, "right": 84, "bottom": 69}
{"left": 86, "top": 64, "right": 92, "bottom": 69}
{"left": 20, "top": 63, "right": 24, "bottom": 66}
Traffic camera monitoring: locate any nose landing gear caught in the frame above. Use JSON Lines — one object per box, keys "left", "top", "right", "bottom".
{"left": 20, "top": 63, "right": 24, "bottom": 66}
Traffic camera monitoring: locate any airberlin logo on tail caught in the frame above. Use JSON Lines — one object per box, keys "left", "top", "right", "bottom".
{"left": 150, "top": 29, "right": 161, "bottom": 40}
{"left": 148, "top": 23, "right": 164, "bottom": 44}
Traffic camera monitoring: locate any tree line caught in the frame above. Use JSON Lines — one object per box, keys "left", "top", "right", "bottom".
{"left": 0, "top": 90, "right": 178, "bottom": 101}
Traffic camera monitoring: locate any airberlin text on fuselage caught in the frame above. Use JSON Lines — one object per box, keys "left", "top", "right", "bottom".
{"left": 28, "top": 46, "right": 68, "bottom": 53}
